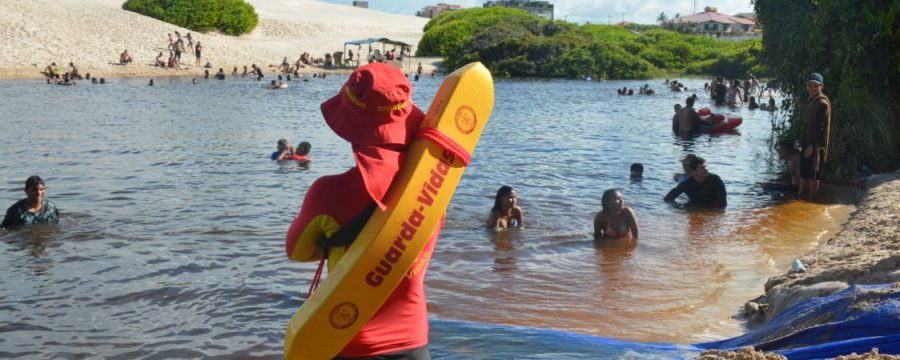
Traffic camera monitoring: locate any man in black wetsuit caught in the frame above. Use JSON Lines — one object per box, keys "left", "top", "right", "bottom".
{"left": 664, "top": 156, "right": 727, "bottom": 208}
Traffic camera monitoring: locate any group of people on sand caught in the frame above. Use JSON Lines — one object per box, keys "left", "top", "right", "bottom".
{"left": 151, "top": 31, "right": 202, "bottom": 69}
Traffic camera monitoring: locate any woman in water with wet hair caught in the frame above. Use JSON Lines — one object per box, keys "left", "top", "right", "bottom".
{"left": 593, "top": 189, "right": 639, "bottom": 240}
{"left": 487, "top": 185, "right": 523, "bottom": 230}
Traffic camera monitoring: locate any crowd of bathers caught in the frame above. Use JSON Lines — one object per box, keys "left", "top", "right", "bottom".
{"left": 617, "top": 84, "right": 657, "bottom": 96}
{"left": 703, "top": 75, "right": 780, "bottom": 110}
{"left": 41, "top": 62, "right": 107, "bottom": 85}
{"left": 485, "top": 154, "right": 728, "bottom": 242}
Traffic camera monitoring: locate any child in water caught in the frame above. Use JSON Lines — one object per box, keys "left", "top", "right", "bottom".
{"left": 487, "top": 185, "right": 524, "bottom": 230}
{"left": 288, "top": 141, "right": 311, "bottom": 161}
{"left": 271, "top": 139, "right": 293, "bottom": 160}
{"left": 593, "top": 189, "right": 639, "bottom": 240}
{"left": 630, "top": 163, "right": 643, "bottom": 179}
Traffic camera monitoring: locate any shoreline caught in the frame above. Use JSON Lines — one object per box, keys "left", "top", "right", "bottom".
{"left": 741, "top": 171, "right": 900, "bottom": 332}
{"left": 0, "top": 0, "right": 437, "bottom": 81}
{"left": 0, "top": 56, "right": 445, "bottom": 81}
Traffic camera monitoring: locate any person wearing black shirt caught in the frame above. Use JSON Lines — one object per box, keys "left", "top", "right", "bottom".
{"left": 664, "top": 156, "right": 727, "bottom": 208}
{"left": 713, "top": 77, "right": 728, "bottom": 106}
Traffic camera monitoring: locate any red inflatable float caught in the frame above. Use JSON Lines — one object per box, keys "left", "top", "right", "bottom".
{"left": 705, "top": 114, "right": 742, "bottom": 134}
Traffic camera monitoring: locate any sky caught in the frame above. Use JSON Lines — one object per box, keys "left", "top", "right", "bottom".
{"left": 320, "top": 0, "right": 755, "bottom": 25}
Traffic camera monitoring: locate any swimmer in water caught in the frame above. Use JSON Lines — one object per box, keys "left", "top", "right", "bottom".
{"left": 487, "top": 185, "right": 523, "bottom": 230}
{"left": 593, "top": 189, "right": 639, "bottom": 240}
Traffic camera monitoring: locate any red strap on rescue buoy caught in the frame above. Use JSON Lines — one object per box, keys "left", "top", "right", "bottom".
{"left": 415, "top": 127, "right": 471, "bottom": 166}
{"left": 306, "top": 255, "right": 327, "bottom": 298}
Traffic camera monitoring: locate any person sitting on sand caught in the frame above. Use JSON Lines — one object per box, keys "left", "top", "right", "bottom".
{"left": 167, "top": 54, "right": 179, "bottom": 69}
{"left": 271, "top": 139, "right": 293, "bottom": 160}
{"left": 664, "top": 156, "right": 727, "bottom": 208}
{"left": 120, "top": 50, "right": 133, "bottom": 65}
{"left": 593, "top": 189, "right": 639, "bottom": 240}
{"left": 487, "top": 185, "right": 524, "bottom": 230}
{"left": 2, "top": 176, "right": 59, "bottom": 230}
{"left": 155, "top": 52, "right": 166, "bottom": 67}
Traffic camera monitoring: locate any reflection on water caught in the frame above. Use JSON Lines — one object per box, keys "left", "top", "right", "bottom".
{"left": 0, "top": 76, "right": 855, "bottom": 357}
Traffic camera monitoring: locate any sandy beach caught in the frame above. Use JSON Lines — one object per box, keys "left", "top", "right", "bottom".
{"left": 0, "top": 0, "right": 441, "bottom": 79}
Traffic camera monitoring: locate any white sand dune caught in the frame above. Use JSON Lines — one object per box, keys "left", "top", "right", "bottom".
{"left": 0, "top": 0, "right": 434, "bottom": 78}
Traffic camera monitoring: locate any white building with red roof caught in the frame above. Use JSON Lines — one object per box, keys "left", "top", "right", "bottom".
{"left": 675, "top": 6, "right": 756, "bottom": 36}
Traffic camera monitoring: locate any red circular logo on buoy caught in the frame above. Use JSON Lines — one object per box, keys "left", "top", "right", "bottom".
{"left": 329, "top": 302, "right": 359, "bottom": 329}
{"left": 455, "top": 105, "right": 477, "bottom": 134}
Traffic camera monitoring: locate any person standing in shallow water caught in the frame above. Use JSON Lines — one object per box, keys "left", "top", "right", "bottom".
{"left": 2, "top": 176, "right": 59, "bottom": 230}
{"left": 285, "top": 63, "right": 436, "bottom": 359}
{"left": 798, "top": 72, "right": 832, "bottom": 202}
{"left": 487, "top": 186, "right": 524, "bottom": 230}
{"left": 594, "top": 189, "right": 639, "bottom": 240}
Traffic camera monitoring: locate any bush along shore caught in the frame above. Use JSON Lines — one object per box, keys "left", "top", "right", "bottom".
{"left": 416, "top": 8, "right": 762, "bottom": 80}
{"left": 123, "top": 0, "right": 259, "bottom": 35}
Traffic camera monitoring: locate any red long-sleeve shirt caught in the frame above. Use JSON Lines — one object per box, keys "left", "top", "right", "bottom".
{"left": 285, "top": 167, "right": 437, "bottom": 357}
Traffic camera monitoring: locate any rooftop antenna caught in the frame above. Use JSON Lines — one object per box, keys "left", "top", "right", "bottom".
{"left": 692, "top": 0, "right": 697, "bottom": 14}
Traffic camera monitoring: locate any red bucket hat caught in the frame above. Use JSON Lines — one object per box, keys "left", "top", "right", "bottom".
{"left": 321, "top": 63, "right": 425, "bottom": 209}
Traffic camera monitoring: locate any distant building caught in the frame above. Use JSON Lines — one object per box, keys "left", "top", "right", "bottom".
{"left": 675, "top": 6, "right": 755, "bottom": 36}
{"left": 416, "top": 3, "right": 461, "bottom": 18}
{"left": 352, "top": 1, "right": 368, "bottom": 8}
{"left": 483, "top": 0, "right": 553, "bottom": 20}
{"left": 734, "top": 12, "right": 757, "bottom": 21}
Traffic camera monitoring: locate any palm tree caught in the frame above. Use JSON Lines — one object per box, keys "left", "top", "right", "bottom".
{"left": 657, "top": 12, "right": 668, "bottom": 25}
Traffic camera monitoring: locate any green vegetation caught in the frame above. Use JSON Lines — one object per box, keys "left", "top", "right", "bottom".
{"left": 416, "top": 8, "right": 762, "bottom": 79}
{"left": 755, "top": 0, "right": 899, "bottom": 174}
{"left": 123, "top": 0, "right": 258, "bottom": 36}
